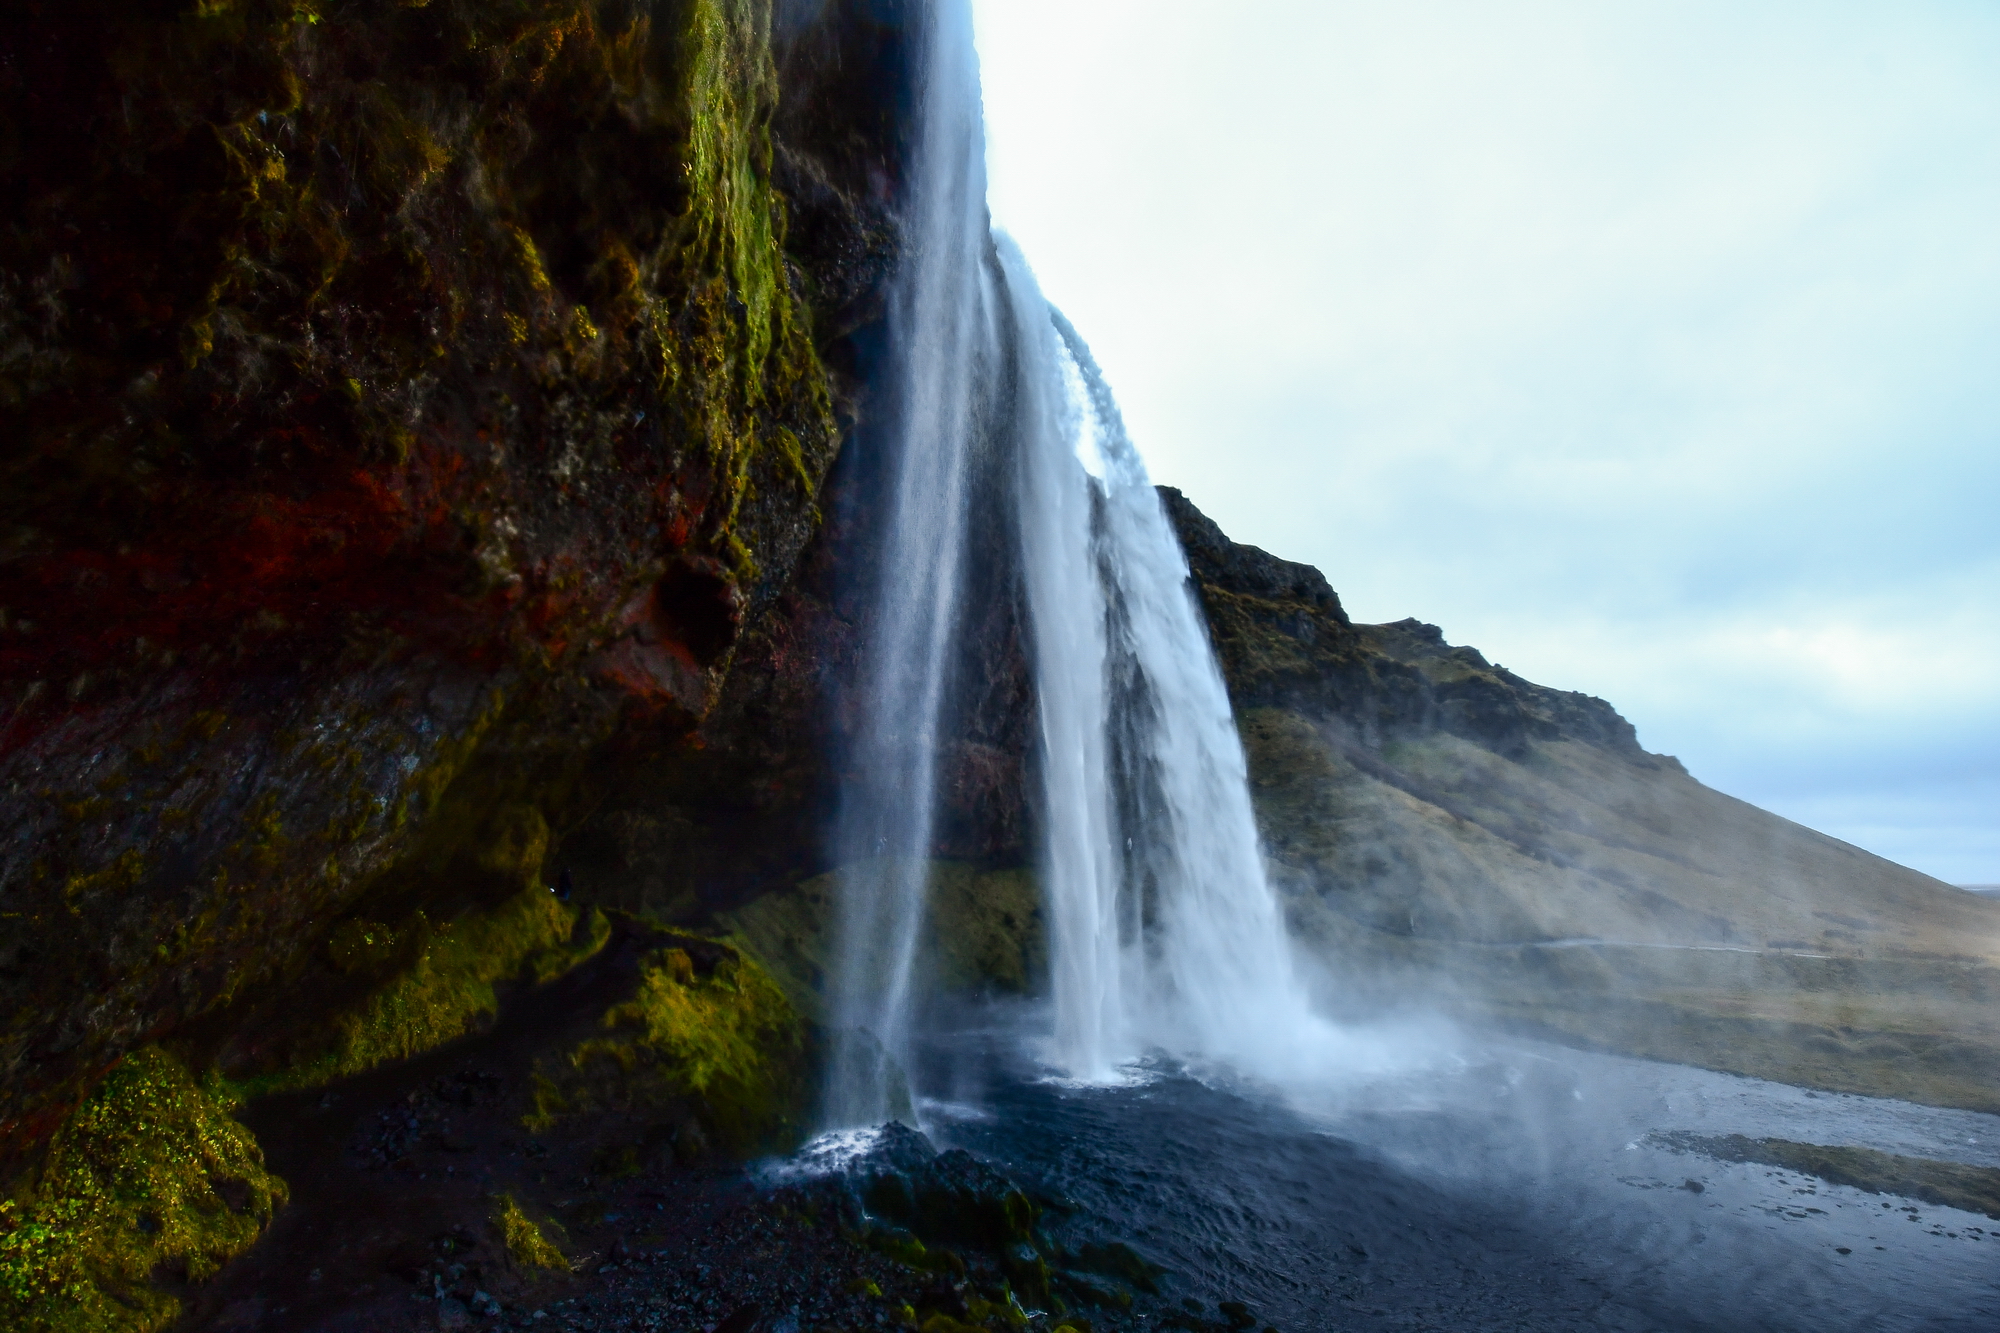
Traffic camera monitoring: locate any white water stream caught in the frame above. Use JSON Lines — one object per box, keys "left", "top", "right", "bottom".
{"left": 827, "top": 0, "right": 1345, "bottom": 1123}
{"left": 822, "top": 0, "right": 994, "bottom": 1128}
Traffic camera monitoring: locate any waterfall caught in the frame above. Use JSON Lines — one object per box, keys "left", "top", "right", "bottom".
{"left": 998, "top": 242, "right": 1127, "bottom": 1080}
{"left": 824, "top": 0, "right": 1325, "bottom": 1124}
{"left": 1050, "top": 313, "right": 1324, "bottom": 1075}
{"left": 821, "top": 0, "right": 995, "bottom": 1129}
{"left": 1006, "top": 258, "right": 1318, "bottom": 1079}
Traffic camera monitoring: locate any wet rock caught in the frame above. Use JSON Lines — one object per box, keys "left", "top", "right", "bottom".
{"left": 1053, "top": 1271, "right": 1129, "bottom": 1310}
{"left": 865, "top": 1170, "right": 919, "bottom": 1226}
{"left": 911, "top": 1149, "right": 1037, "bottom": 1249}
{"left": 435, "top": 1296, "right": 472, "bottom": 1331}
{"left": 856, "top": 1121, "right": 936, "bottom": 1226}
{"left": 918, "top": 1280, "right": 969, "bottom": 1318}
{"left": 999, "top": 1242, "right": 1051, "bottom": 1308}
{"left": 1067, "top": 1240, "right": 1163, "bottom": 1294}
{"left": 1218, "top": 1300, "right": 1256, "bottom": 1330}
{"left": 875, "top": 1122, "right": 941, "bottom": 1175}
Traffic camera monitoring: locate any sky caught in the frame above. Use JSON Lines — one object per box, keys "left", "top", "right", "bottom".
{"left": 967, "top": 0, "right": 2000, "bottom": 886}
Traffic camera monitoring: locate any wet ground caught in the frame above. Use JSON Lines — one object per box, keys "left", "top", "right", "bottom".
{"left": 175, "top": 984, "right": 2000, "bottom": 1333}
{"left": 172, "top": 933, "right": 931, "bottom": 1333}
{"left": 912, "top": 1010, "right": 2000, "bottom": 1333}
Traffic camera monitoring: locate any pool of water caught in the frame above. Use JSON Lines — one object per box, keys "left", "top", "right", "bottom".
{"left": 890, "top": 1005, "right": 1998, "bottom": 1332}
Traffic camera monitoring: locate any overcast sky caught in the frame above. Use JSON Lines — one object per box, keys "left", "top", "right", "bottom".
{"left": 968, "top": 0, "right": 2000, "bottom": 885}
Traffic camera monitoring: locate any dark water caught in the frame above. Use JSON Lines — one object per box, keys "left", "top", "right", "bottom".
{"left": 883, "top": 1007, "right": 1998, "bottom": 1333}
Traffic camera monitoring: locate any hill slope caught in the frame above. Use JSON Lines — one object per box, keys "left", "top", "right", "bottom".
{"left": 1162, "top": 488, "right": 2000, "bottom": 1111}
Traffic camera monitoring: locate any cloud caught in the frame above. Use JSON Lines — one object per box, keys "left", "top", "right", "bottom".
{"left": 971, "top": 0, "right": 2000, "bottom": 881}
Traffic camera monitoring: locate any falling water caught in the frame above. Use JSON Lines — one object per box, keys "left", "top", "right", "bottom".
{"left": 1011, "top": 272, "right": 1321, "bottom": 1080}
{"left": 826, "top": 0, "right": 1326, "bottom": 1122}
{"left": 821, "top": 0, "right": 995, "bottom": 1129}
{"left": 997, "top": 242, "right": 1126, "bottom": 1080}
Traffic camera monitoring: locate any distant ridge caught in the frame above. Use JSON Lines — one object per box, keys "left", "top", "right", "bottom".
{"left": 1161, "top": 486, "right": 2000, "bottom": 1113}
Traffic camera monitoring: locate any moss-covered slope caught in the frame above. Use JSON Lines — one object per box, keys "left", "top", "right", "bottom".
{"left": 0, "top": 0, "right": 910, "bottom": 1182}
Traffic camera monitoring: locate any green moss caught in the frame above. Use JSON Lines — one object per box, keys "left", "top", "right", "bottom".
{"left": 923, "top": 865, "right": 1045, "bottom": 996}
{"left": 0, "top": 1047, "right": 285, "bottom": 1333}
{"left": 474, "top": 802, "right": 553, "bottom": 896}
{"left": 870, "top": 1230, "right": 964, "bottom": 1276}
{"left": 59, "top": 848, "right": 149, "bottom": 917}
{"left": 491, "top": 1192, "right": 569, "bottom": 1273}
{"left": 530, "top": 937, "right": 808, "bottom": 1154}
{"left": 654, "top": 0, "right": 837, "bottom": 566}
{"left": 236, "top": 887, "right": 609, "bottom": 1097}
{"left": 720, "top": 862, "right": 1046, "bottom": 1022}
{"left": 920, "top": 1314, "right": 988, "bottom": 1333}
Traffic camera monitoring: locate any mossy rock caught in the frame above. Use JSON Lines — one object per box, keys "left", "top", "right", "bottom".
{"left": 231, "top": 887, "right": 611, "bottom": 1097}
{"left": 491, "top": 1192, "right": 569, "bottom": 1274}
{"left": 911, "top": 1148, "right": 1038, "bottom": 1251}
{"left": 0, "top": 1047, "right": 285, "bottom": 1333}
{"left": 720, "top": 860, "right": 1045, "bottom": 1020}
{"left": 1065, "top": 1240, "right": 1163, "bottom": 1295}
{"left": 0, "top": 0, "right": 854, "bottom": 1156}
{"left": 526, "top": 935, "right": 809, "bottom": 1154}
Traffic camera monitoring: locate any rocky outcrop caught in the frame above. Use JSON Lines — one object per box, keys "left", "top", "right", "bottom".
{"left": 0, "top": 0, "right": 916, "bottom": 1168}
{"left": 1160, "top": 486, "right": 1648, "bottom": 760}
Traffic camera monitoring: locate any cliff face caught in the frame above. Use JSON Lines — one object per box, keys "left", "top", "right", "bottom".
{"left": 0, "top": 0, "right": 914, "bottom": 1163}
{"left": 1160, "top": 486, "right": 1647, "bottom": 760}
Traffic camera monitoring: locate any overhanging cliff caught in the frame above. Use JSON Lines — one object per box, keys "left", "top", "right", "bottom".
{"left": 0, "top": 0, "right": 913, "bottom": 1168}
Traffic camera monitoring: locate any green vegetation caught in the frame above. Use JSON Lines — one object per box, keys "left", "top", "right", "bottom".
{"left": 528, "top": 937, "right": 809, "bottom": 1154}
{"left": 236, "top": 887, "right": 611, "bottom": 1098}
{"left": 4, "top": 0, "right": 849, "bottom": 1148}
{"left": 869, "top": 1230, "right": 966, "bottom": 1276}
{"left": 722, "top": 861, "right": 1045, "bottom": 1021}
{"left": 923, "top": 1309, "right": 1029, "bottom": 1333}
{"left": 491, "top": 1192, "right": 569, "bottom": 1273}
{"left": 1651, "top": 1132, "right": 2000, "bottom": 1219}
{"left": 0, "top": 1048, "right": 285, "bottom": 1333}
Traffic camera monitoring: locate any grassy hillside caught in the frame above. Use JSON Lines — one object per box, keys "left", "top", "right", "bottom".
{"left": 1160, "top": 488, "right": 2000, "bottom": 1112}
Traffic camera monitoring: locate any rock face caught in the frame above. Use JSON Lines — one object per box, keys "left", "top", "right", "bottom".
{"left": 0, "top": 0, "right": 915, "bottom": 1163}
{"left": 1161, "top": 485, "right": 1645, "bottom": 759}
